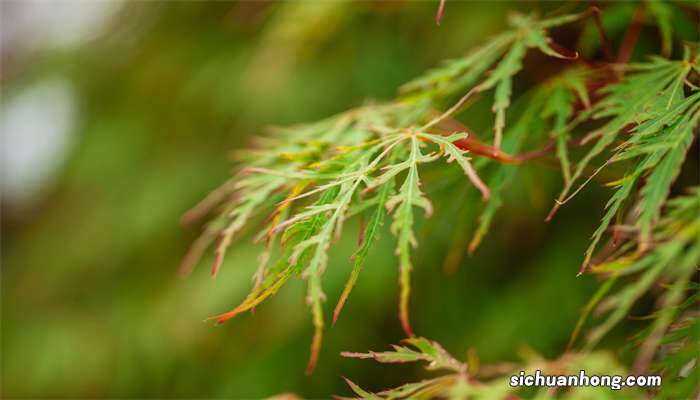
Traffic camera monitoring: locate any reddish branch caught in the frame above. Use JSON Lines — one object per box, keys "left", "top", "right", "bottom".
{"left": 616, "top": 7, "right": 645, "bottom": 64}
{"left": 452, "top": 135, "right": 556, "bottom": 164}
{"left": 590, "top": 4, "right": 614, "bottom": 61}
{"left": 434, "top": 114, "right": 586, "bottom": 165}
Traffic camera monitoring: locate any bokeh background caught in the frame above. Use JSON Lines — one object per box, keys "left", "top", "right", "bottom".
{"left": 2, "top": 1, "right": 697, "bottom": 398}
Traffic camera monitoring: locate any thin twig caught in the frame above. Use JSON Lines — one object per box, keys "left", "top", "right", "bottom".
{"left": 590, "top": 4, "right": 614, "bottom": 61}
{"left": 421, "top": 84, "right": 483, "bottom": 131}
{"left": 616, "top": 6, "right": 646, "bottom": 64}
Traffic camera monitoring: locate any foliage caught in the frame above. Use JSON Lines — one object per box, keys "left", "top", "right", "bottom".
{"left": 182, "top": 0, "right": 699, "bottom": 397}
{"left": 571, "top": 188, "right": 700, "bottom": 399}
{"left": 7, "top": 0, "right": 700, "bottom": 397}
{"left": 548, "top": 50, "right": 700, "bottom": 271}
{"left": 183, "top": 9, "right": 597, "bottom": 372}
{"left": 339, "top": 337, "right": 641, "bottom": 399}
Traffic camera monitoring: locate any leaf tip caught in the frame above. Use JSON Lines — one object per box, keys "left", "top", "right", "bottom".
{"left": 436, "top": 0, "right": 445, "bottom": 25}
{"left": 211, "top": 253, "right": 224, "bottom": 277}
{"left": 305, "top": 323, "right": 324, "bottom": 375}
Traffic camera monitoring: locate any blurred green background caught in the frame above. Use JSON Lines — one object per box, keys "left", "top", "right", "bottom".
{"left": 3, "top": 1, "right": 694, "bottom": 398}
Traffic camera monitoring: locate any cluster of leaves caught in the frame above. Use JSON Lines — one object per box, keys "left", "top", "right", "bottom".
{"left": 401, "top": 10, "right": 586, "bottom": 150}
{"left": 184, "top": 0, "right": 699, "bottom": 395}
{"left": 183, "top": 107, "right": 492, "bottom": 372}
{"left": 555, "top": 47, "right": 699, "bottom": 399}
{"left": 182, "top": 10, "right": 596, "bottom": 372}
{"left": 547, "top": 49, "right": 700, "bottom": 270}
{"left": 339, "top": 337, "right": 640, "bottom": 400}
{"left": 570, "top": 188, "right": 700, "bottom": 399}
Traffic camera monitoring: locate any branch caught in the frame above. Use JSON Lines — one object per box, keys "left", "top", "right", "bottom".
{"left": 590, "top": 4, "right": 614, "bottom": 61}
{"left": 434, "top": 117, "right": 584, "bottom": 165}
{"left": 616, "top": 6, "right": 645, "bottom": 64}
